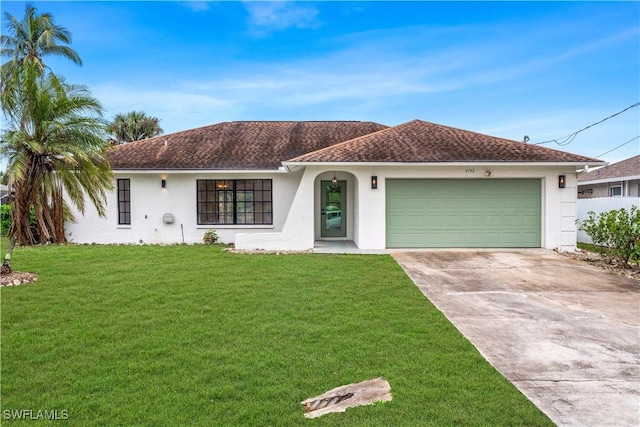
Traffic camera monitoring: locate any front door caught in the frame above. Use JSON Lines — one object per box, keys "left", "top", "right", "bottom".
{"left": 321, "top": 180, "right": 346, "bottom": 238}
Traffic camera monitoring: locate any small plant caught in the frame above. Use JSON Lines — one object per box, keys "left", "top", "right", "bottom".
{"left": 202, "top": 229, "right": 219, "bottom": 245}
{"left": 577, "top": 206, "right": 640, "bottom": 267}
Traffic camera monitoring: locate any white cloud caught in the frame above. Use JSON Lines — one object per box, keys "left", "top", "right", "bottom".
{"left": 87, "top": 7, "right": 637, "bottom": 164}
{"left": 93, "top": 84, "right": 236, "bottom": 133}
{"left": 243, "top": 1, "right": 319, "bottom": 34}
{"left": 181, "top": 2, "right": 210, "bottom": 12}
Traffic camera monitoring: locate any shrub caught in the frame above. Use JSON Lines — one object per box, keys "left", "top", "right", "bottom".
{"left": 577, "top": 206, "right": 640, "bottom": 266}
{"left": 202, "top": 229, "right": 219, "bottom": 245}
{"left": 1, "top": 204, "right": 11, "bottom": 237}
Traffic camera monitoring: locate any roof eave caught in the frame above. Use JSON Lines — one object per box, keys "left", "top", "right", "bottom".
{"left": 112, "top": 168, "right": 287, "bottom": 174}
{"left": 281, "top": 160, "right": 607, "bottom": 168}
{"left": 578, "top": 175, "right": 640, "bottom": 186}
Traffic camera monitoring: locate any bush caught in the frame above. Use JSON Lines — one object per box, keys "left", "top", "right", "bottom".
{"left": 1, "top": 204, "right": 11, "bottom": 237}
{"left": 202, "top": 229, "right": 219, "bottom": 245}
{"left": 0, "top": 205, "right": 40, "bottom": 241}
{"left": 577, "top": 206, "right": 640, "bottom": 266}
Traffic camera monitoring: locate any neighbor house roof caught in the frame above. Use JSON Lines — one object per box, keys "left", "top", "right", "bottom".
{"left": 577, "top": 155, "right": 640, "bottom": 183}
{"left": 288, "top": 120, "right": 603, "bottom": 164}
{"left": 109, "top": 121, "right": 388, "bottom": 170}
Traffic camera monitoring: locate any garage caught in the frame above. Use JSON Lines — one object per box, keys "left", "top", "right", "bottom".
{"left": 386, "top": 179, "right": 541, "bottom": 248}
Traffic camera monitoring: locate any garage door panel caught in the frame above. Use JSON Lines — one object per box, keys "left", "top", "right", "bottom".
{"left": 386, "top": 179, "right": 541, "bottom": 248}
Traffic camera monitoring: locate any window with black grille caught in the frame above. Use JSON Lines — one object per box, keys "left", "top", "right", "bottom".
{"left": 117, "top": 179, "right": 131, "bottom": 225}
{"left": 197, "top": 180, "right": 272, "bottom": 225}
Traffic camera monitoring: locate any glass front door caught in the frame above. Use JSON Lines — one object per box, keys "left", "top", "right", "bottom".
{"left": 321, "top": 180, "right": 346, "bottom": 238}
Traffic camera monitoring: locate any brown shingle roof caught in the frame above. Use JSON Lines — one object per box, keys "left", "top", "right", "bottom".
{"left": 577, "top": 155, "right": 640, "bottom": 182}
{"left": 109, "top": 121, "right": 388, "bottom": 170}
{"left": 288, "top": 119, "right": 603, "bottom": 163}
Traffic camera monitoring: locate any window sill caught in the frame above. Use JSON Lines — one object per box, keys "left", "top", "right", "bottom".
{"left": 116, "top": 225, "right": 131, "bottom": 229}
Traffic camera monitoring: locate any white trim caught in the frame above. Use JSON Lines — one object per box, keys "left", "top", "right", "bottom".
{"left": 609, "top": 185, "right": 623, "bottom": 197}
{"left": 196, "top": 225, "right": 274, "bottom": 229}
{"left": 282, "top": 161, "right": 606, "bottom": 168}
{"left": 112, "top": 169, "right": 286, "bottom": 174}
{"left": 114, "top": 163, "right": 608, "bottom": 174}
{"left": 578, "top": 175, "right": 640, "bottom": 186}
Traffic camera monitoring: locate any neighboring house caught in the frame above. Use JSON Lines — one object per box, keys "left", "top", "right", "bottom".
{"left": 577, "top": 155, "right": 640, "bottom": 198}
{"left": 65, "top": 119, "right": 604, "bottom": 252}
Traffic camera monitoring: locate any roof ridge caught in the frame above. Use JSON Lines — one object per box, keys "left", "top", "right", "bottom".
{"left": 284, "top": 121, "right": 398, "bottom": 161}
{"left": 231, "top": 120, "right": 376, "bottom": 123}
{"left": 286, "top": 118, "right": 604, "bottom": 164}
{"left": 116, "top": 120, "right": 388, "bottom": 147}
{"left": 412, "top": 119, "right": 606, "bottom": 161}
{"left": 109, "top": 120, "right": 389, "bottom": 170}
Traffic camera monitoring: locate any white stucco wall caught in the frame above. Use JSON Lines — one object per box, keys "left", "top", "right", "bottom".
{"left": 238, "top": 164, "right": 581, "bottom": 251}
{"left": 65, "top": 170, "right": 302, "bottom": 245}
{"left": 235, "top": 167, "right": 317, "bottom": 250}
{"left": 67, "top": 164, "right": 581, "bottom": 252}
{"left": 370, "top": 165, "right": 577, "bottom": 252}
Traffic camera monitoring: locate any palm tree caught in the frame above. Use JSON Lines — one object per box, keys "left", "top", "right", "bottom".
{"left": 1, "top": 3, "right": 81, "bottom": 74}
{"left": 1, "top": 5, "right": 110, "bottom": 271}
{"left": 107, "top": 111, "right": 164, "bottom": 144}
{"left": 1, "top": 3, "right": 82, "bottom": 117}
{"left": 1, "top": 65, "right": 113, "bottom": 268}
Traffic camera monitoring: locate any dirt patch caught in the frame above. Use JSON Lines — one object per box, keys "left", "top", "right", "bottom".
{"left": 560, "top": 249, "right": 640, "bottom": 282}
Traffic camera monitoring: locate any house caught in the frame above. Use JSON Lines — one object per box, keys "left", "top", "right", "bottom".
{"left": 0, "top": 184, "right": 8, "bottom": 205}
{"left": 577, "top": 155, "right": 640, "bottom": 198}
{"left": 65, "top": 119, "right": 605, "bottom": 252}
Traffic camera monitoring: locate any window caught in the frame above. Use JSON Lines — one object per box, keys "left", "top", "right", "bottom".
{"left": 609, "top": 185, "right": 622, "bottom": 197}
{"left": 117, "top": 179, "right": 131, "bottom": 225}
{"left": 197, "top": 179, "right": 272, "bottom": 225}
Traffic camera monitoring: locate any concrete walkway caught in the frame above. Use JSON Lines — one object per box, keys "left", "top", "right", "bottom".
{"left": 313, "top": 240, "right": 388, "bottom": 254}
{"left": 392, "top": 249, "right": 640, "bottom": 427}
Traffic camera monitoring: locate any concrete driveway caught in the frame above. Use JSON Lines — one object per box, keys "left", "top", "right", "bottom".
{"left": 391, "top": 249, "right": 639, "bottom": 427}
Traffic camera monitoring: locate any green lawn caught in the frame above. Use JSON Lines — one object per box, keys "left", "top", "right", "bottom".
{"left": 1, "top": 243, "right": 553, "bottom": 426}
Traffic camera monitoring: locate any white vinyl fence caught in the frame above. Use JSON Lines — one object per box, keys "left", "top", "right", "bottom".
{"left": 576, "top": 197, "right": 640, "bottom": 243}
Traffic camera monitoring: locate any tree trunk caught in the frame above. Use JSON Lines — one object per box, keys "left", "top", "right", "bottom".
{"left": 10, "top": 158, "right": 38, "bottom": 245}
{"left": 11, "top": 189, "right": 38, "bottom": 245}
{"left": 2, "top": 234, "right": 17, "bottom": 273}
{"left": 49, "top": 184, "right": 66, "bottom": 243}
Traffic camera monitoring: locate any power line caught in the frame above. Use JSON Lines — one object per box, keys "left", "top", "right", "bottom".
{"left": 595, "top": 135, "right": 639, "bottom": 158}
{"left": 532, "top": 102, "right": 640, "bottom": 146}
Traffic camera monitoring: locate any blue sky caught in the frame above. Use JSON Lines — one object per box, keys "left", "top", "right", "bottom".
{"left": 2, "top": 1, "right": 639, "bottom": 163}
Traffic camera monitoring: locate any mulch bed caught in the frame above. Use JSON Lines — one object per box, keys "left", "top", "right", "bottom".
{"left": 0, "top": 269, "right": 38, "bottom": 287}
{"left": 560, "top": 250, "right": 640, "bottom": 282}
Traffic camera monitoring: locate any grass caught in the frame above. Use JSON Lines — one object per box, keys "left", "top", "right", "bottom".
{"left": 1, "top": 243, "right": 553, "bottom": 426}
{"left": 577, "top": 242, "right": 600, "bottom": 252}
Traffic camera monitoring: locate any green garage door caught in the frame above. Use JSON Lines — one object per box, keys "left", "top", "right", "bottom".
{"left": 386, "top": 179, "right": 541, "bottom": 248}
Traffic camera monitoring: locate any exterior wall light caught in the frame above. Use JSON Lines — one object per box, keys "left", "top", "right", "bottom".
{"left": 558, "top": 175, "right": 566, "bottom": 189}
{"left": 161, "top": 179, "right": 167, "bottom": 188}
{"left": 371, "top": 176, "right": 378, "bottom": 189}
